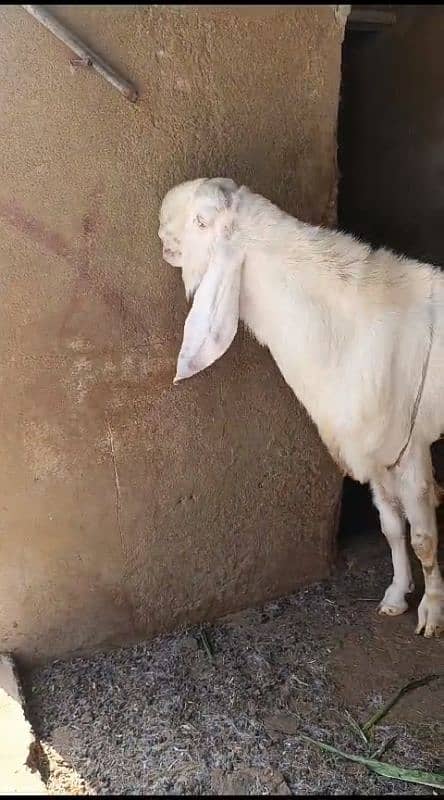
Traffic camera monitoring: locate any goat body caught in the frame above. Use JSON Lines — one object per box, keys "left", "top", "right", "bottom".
{"left": 158, "top": 177, "right": 444, "bottom": 638}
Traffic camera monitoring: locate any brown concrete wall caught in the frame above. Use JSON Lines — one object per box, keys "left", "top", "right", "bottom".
{"left": 0, "top": 5, "right": 345, "bottom": 665}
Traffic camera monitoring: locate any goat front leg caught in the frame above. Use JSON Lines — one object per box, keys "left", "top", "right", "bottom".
{"left": 399, "top": 450, "right": 444, "bottom": 638}
{"left": 371, "top": 479, "right": 414, "bottom": 615}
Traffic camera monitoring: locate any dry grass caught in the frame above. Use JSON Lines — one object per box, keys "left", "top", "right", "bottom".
{"left": 26, "top": 531, "right": 443, "bottom": 795}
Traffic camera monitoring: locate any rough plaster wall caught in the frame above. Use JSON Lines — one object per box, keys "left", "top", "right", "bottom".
{"left": 0, "top": 5, "right": 345, "bottom": 665}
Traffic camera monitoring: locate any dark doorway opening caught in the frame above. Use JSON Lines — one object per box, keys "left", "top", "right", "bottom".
{"left": 336, "top": 5, "right": 444, "bottom": 545}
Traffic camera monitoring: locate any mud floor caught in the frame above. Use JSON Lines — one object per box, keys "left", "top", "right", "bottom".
{"left": 26, "top": 525, "right": 443, "bottom": 795}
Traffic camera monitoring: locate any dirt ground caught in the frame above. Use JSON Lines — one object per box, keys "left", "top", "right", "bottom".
{"left": 25, "top": 522, "right": 443, "bottom": 796}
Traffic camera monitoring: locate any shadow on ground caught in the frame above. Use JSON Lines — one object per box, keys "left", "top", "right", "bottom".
{"left": 25, "top": 525, "right": 443, "bottom": 795}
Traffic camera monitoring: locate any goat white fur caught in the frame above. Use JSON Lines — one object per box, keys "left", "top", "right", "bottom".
{"left": 158, "top": 176, "right": 444, "bottom": 638}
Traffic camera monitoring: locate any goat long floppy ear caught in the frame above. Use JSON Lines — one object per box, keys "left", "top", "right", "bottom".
{"left": 174, "top": 208, "right": 243, "bottom": 383}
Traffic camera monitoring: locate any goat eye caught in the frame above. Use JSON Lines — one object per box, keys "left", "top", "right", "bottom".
{"left": 196, "top": 215, "right": 207, "bottom": 229}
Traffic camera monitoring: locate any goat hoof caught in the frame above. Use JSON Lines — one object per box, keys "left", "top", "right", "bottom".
{"left": 378, "top": 602, "right": 407, "bottom": 617}
{"left": 415, "top": 593, "right": 444, "bottom": 638}
{"left": 378, "top": 585, "right": 408, "bottom": 616}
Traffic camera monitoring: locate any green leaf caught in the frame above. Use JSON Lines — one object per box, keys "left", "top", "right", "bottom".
{"left": 300, "top": 734, "right": 444, "bottom": 790}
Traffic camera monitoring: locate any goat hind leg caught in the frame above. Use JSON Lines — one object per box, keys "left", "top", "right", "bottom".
{"left": 371, "top": 479, "right": 414, "bottom": 616}
{"left": 399, "top": 450, "right": 444, "bottom": 638}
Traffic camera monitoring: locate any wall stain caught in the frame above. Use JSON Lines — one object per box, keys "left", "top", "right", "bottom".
{"left": 0, "top": 193, "right": 151, "bottom": 339}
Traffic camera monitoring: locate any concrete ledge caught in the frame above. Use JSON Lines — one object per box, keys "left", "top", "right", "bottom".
{"left": 0, "top": 654, "right": 46, "bottom": 794}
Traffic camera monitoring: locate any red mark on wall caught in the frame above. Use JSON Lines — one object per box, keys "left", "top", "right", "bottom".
{"left": 0, "top": 200, "right": 71, "bottom": 261}
{"left": 0, "top": 192, "right": 149, "bottom": 338}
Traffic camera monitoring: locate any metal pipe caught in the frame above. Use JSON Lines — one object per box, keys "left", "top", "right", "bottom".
{"left": 22, "top": 5, "right": 138, "bottom": 102}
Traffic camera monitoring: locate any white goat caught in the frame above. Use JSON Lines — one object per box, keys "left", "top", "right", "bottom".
{"left": 158, "top": 176, "right": 444, "bottom": 638}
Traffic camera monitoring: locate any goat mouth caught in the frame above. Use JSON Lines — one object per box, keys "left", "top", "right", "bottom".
{"left": 162, "top": 247, "right": 182, "bottom": 266}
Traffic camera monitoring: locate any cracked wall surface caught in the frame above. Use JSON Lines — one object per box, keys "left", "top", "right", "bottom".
{"left": 0, "top": 5, "right": 345, "bottom": 664}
